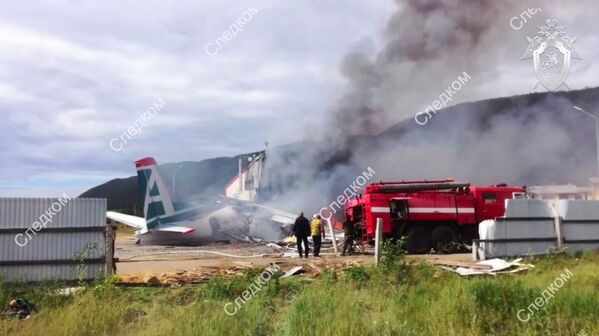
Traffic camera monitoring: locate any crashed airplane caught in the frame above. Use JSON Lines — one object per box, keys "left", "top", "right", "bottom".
{"left": 107, "top": 156, "right": 296, "bottom": 245}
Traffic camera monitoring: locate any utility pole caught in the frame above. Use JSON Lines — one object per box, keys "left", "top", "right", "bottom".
{"left": 574, "top": 106, "right": 599, "bottom": 179}
{"left": 238, "top": 157, "right": 243, "bottom": 195}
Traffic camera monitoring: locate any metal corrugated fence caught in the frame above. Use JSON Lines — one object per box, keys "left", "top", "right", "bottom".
{"left": 0, "top": 198, "right": 107, "bottom": 281}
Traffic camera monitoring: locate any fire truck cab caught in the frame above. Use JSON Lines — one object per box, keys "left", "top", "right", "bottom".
{"left": 344, "top": 179, "right": 526, "bottom": 254}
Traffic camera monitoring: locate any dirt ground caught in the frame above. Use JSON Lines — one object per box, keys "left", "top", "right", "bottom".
{"left": 115, "top": 234, "right": 473, "bottom": 285}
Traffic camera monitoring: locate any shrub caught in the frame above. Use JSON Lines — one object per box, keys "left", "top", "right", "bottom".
{"left": 344, "top": 266, "right": 370, "bottom": 284}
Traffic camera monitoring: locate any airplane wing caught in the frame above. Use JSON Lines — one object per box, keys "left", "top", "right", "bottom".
{"left": 221, "top": 197, "right": 296, "bottom": 225}
{"left": 107, "top": 211, "right": 147, "bottom": 233}
{"left": 107, "top": 211, "right": 196, "bottom": 235}
{"left": 260, "top": 207, "right": 296, "bottom": 225}
{"left": 269, "top": 213, "right": 295, "bottom": 225}
{"left": 156, "top": 225, "right": 196, "bottom": 235}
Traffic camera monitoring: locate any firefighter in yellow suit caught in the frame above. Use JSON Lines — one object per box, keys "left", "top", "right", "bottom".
{"left": 310, "top": 215, "right": 325, "bottom": 257}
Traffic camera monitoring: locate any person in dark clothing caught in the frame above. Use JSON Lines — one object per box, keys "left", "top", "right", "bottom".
{"left": 292, "top": 212, "right": 311, "bottom": 258}
{"left": 5, "top": 298, "right": 35, "bottom": 319}
{"left": 342, "top": 216, "right": 355, "bottom": 256}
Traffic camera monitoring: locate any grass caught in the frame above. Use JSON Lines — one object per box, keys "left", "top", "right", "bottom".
{"left": 1, "top": 251, "right": 598, "bottom": 336}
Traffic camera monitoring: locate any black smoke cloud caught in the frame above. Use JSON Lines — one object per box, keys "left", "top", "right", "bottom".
{"left": 265, "top": 0, "right": 596, "bottom": 216}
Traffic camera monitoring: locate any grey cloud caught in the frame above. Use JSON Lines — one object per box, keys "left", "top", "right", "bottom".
{"left": 0, "top": 0, "right": 392, "bottom": 196}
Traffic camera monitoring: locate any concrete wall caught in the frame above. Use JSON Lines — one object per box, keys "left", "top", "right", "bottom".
{"left": 558, "top": 200, "right": 599, "bottom": 252}
{"left": 476, "top": 199, "right": 599, "bottom": 260}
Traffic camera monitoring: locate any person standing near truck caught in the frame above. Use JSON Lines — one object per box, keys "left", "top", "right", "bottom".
{"left": 310, "top": 215, "right": 325, "bottom": 257}
{"left": 341, "top": 215, "right": 355, "bottom": 256}
{"left": 292, "top": 212, "right": 311, "bottom": 258}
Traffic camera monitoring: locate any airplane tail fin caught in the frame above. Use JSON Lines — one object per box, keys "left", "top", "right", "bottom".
{"left": 135, "top": 157, "right": 176, "bottom": 229}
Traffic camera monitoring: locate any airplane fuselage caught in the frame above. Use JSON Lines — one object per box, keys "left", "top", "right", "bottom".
{"left": 139, "top": 205, "right": 248, "bottom": 245}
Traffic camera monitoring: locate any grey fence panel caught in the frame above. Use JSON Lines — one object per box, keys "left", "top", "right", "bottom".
{"left": 478, "top": 218, "right": 557, "bottom": 258}
{"left": 476, "top": 199, "right": 599, "bottom": 260}
{"left": 0, "top": 198, "right": 107, "bottom": 282}
{"left": 558, "top": 200, "right": 599, "bottom": 251}
{"left": 0, "top": 264, "right": 105, "bottom": 282}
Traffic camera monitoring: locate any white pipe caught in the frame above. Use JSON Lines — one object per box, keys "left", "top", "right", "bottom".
{"left": 375, "top": 218, "right": 383, "bottom": 266}
{"left": 119, "top": 250, "right": 265, "bottom": 260}
{"left": 326, "top": 218, "right": 338, "bottom": 253}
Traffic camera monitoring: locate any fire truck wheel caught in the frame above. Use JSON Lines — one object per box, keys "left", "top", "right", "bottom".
{"left": 405, "top": 227, "right": 431, "bottom": 254}
{"left": 431, "top": 226, "right": 458, "bottom": 254}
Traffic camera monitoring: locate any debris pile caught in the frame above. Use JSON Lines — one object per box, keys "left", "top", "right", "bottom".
{"left": 435, "top": 258, "right": 534, "bottom": 276}
{"left": 117, "top": 258, "right": 367, "bottom": 286}
{"left": 117, "top": 265, "right": 251, "bottom": 286}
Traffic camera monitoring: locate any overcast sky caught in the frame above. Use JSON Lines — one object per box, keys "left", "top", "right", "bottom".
{"left": 1, "top": 0, "right": 597, "bottom": 197}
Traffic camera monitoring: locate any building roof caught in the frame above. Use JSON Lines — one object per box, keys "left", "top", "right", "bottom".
{"left": 528, "top": 184, "right": 590, "bottom": 195}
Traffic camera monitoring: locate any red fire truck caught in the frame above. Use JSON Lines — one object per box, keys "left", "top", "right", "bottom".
{"left": 344, "top": 179, "right": 526, "bottom": 254}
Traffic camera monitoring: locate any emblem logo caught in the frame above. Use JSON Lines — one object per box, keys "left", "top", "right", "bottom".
{"left": 521, "top": 19, "right": 582, "bottom": 91}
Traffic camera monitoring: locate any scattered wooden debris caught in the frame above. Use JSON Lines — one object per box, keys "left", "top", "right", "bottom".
{"left": 281, "top": 266, "right": 304, "bottom": 278}
{"left": 437, "top": 258, "right": 534, "bottom": 276}
{"left": 307, "top": 263, "right": 323, "bottom": 273}
{"left": 117, "top": 257, "right": 371, "bottom": 286}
